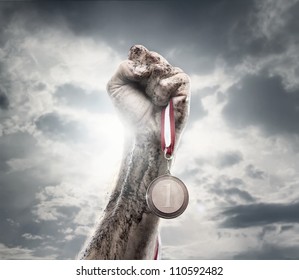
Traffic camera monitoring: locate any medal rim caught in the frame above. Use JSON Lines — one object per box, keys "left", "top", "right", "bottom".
{"left": 146, "top": 174, "right": 189, "bottom": 219}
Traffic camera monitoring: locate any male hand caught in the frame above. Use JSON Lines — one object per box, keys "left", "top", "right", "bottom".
{"left": 107, "top": 45, "right": 190, "bottom": 139}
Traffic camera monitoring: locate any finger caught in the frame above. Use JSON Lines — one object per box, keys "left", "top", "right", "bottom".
{"left": 146, "top": 69, "right": 190, "bottom": 107}
{"left": 144, "top": 63, "right": 171, "bottom": 104}
{"left": 129, "top": 45, "right": 169, "bottom": 66}
{"left": 172, "top": 73, "right": 191, "bottom": 131}
{"left": 106, "top": 60, "right": 151, "bottom": 94}
{"left": 128, "top": 45, "right": 149, "bottom": 63}
{"left": 148, "top": 51, "right": 169, "bottom": 65}
{"left": 153, "top": 71, "right": 190, "bottom": 129}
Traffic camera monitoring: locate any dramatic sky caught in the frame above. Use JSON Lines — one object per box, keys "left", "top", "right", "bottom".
{"left": 1, "top": 0, "right": 299, "bottom": 260}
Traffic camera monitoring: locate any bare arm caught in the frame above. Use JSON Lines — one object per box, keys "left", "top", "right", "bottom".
{"left": 79, "top": 45, "right": 190, "bottom": 259}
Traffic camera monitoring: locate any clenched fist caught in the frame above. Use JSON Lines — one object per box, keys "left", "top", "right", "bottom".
{"left": 107, "top": 45, "right": 190, "bottom": 140}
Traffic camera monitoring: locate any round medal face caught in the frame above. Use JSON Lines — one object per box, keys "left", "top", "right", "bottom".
{"left": 146, "top": 174, "right": 189, "bottom": 219}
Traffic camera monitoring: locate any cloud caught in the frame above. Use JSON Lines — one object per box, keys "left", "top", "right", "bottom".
{"left": 187, "top": 93, "right": 208, "bottom": 126}
{"left": 234, "top": 243, "right": 299, "bottom": 260}
{"left": 0, "top": 132, "right": 37, "bottom": 161}
{"left": 254, "top": 0, "right": 299, "bottom": 44}
{"left": 0, "top": 243, "right": 42, "bottom": 260}
{"left": 221, "top": 202, "right": 299, "bottom": 228}
{"left": 22, "top": 233, "right": 43, "bottom": 240}
{"left": 221, "top": 0, "right": 299, "bottom": 72}
{"left": 54, "top": 84, "right": 113, "bottom": 114}
{"left": 0, "top": 160, "right": 9, "bottom": 172}
{"left": 0, "top": 16, "right": 121, "bottom": 118}
{"left": 0, "top": 91, "right": 9, "bottom": 110}
{"left": 216, "top": 150, "right": 243, "bottom": 168}
{"left": 2, "top": 0, "right": 298, "bottom": 82}
{"left": 280, "top": 225, "right": 294, "bottom": 233}
{"left": 35, "top": 112, "right": 88, "bottom": 142}
{"left": 212, "top": 187, "right": 255, "bottom": 204}
{"left": 207, "top": 175, "right": 255, "bottom": 205}
{"left": 1, "top": 0, "right": 299, "bottom": 260}
{"left": 1, "top": 0, "right": 258, "bottom": 74}
{"left": 245, "top": 164, "right": 266, "bottom": 179}
{"left": 223, "top": 74, "right": 299, "bottom": 136}
{"left": 33, "top": 183, "right": 99, "bottom": 224}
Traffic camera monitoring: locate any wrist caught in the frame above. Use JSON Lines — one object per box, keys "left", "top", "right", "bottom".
{"left": 133, "top": 133, "right": 166, "bottom": 176}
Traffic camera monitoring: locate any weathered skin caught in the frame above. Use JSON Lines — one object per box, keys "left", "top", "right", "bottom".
{"left": 79, "top": 45, "right": 190, "bottom": 259}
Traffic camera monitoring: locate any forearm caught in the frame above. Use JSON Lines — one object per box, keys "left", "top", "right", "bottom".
{"left": 80, "top": 132, "right": 166, "bottom": 260}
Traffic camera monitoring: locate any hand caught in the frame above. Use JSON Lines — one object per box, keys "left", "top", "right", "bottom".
{"left": 107, "top": 45, "right": 190, "bottom": 139}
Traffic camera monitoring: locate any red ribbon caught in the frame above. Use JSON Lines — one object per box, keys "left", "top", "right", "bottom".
{"left": 153, "top": 237, "right": 159, "bottom": 260}
{"left": 161, "top": 99, "right": 176, "bottom": 156}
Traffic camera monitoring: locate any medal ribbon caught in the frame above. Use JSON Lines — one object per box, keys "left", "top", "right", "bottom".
{"left": 161, "top": 99, "right": 176, "bottom": 157}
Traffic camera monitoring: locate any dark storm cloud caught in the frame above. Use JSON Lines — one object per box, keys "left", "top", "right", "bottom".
{"left": 221, "top": 202, "right": 299, "bottom": 228}
{"left": 211, "top": 186, "right": 255, "bottom": 203}
{"left": 258, "top": 224, "right": 277, "bottom": 241}
{"left": 223, "top": 75, "right": 299, "bottom": 135}
{"left": 35, "top": 112, "right": 87, "bottom": 142}
{"left": 32, "top": 1, "right": 299, "bottom": 70}
{"left": 0, "top": 2, "right": 18, "bottom": 46}
{"left": 225, "top": 188, "right": 255, "bottom": 203}
{"left": 1, "top": 0, "right": 258, "bottom": 73}
{"left": 1, "top": 1, "right": 298, "bottom": 74}
{"left": 55, "top": 84, "right": 113, "bottom": 113}
{"left": 234, "top": 243, "right": 299, "bottom": 260}
{"left": 0, "top": 161, "right": 9, "bottom": 172}
{"left": 206, "top": 175, "right": 255, "bottom": 204}
{"left": 217, "top": 150, "right": 243, "bottom": 168}
{"left": 245, "top": 164, "right": 265, "bottom": 180}
{"left": 0, "top": 91, "right": 9, "bottom": 110}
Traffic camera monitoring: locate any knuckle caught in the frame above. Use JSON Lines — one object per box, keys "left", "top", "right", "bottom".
{"left": 179, "top": 72, "right": 191, "bottom": 83}
{"left": 106, "top": 79, "right": 114, "bottom": 94}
